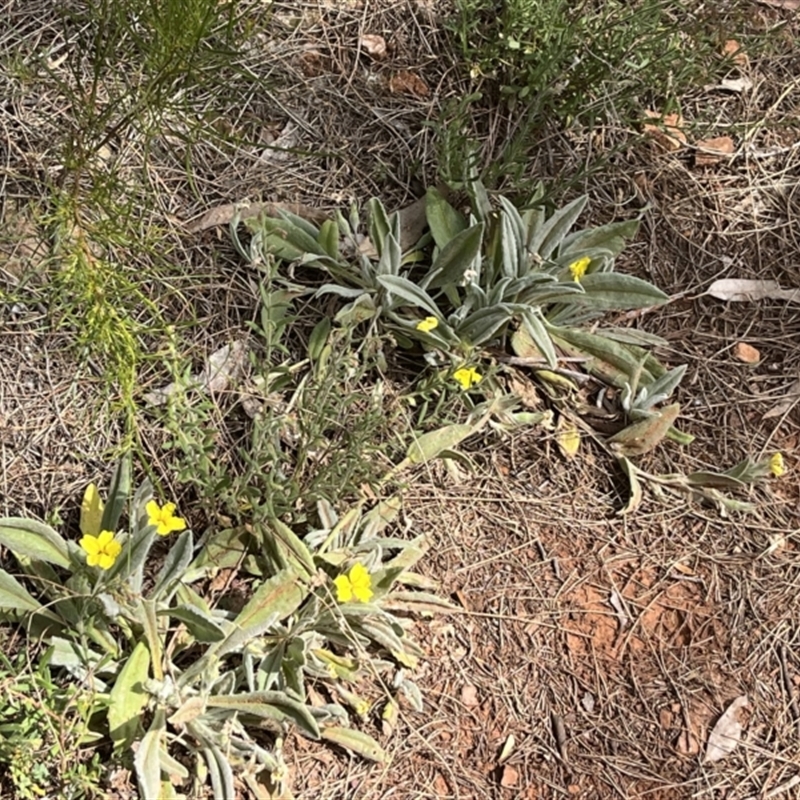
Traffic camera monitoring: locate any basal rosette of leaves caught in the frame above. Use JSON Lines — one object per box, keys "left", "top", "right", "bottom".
{"left": 240, "top": 184, "right": 785, "bottom": 514}
{"left": 0, "top": 457, "right": 450, "bottom": 799}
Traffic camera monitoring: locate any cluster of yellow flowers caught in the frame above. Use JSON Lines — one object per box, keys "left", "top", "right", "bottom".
{"left": 79, "top": 500, "right": 187, "bottom": 570}
{"left": 79, "top": 497, "right": 374, "bottom": 606}
{"left": 414, "top": 316, "right": 483, "bottom": 391}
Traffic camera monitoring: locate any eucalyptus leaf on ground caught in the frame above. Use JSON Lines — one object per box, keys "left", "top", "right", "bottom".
{"left": 704, "top": 695, "right": 749, "bottom": 763}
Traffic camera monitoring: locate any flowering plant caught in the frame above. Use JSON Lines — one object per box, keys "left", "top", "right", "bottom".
{"left": 0, "top": 456, "right": 450, "bottom": 799}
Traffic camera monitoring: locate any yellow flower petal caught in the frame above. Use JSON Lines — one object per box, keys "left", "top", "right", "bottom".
{"left": 80, "top": 530, "right": 121, "bottom": 570}
{"left": 334, "top": 574, "right": 353, "bottom": 603}
{"left": 770, "top": 452, "right": 785, "bottom": 477}
{"left": 147, "top": 500, "right": 187, "bottom": 536}
{"left": 416, "top": 316, "right": 439, "bottom": 333}
{"left": 453, "top": 366, "right": 482, "bottom": 390}
{"left": 348, "top": 563, "right": 373, "bottom": 603}
{"left": 569, "top": 256, "right": 591, "bottom": 282}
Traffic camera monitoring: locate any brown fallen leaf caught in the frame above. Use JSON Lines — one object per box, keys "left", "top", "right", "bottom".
{"left": 733, "top": 342, "right": 761, "bottom": 364}
{"left": 695, "top": 135, "right": 735, "bottom": 166}
{"left": 461, "top": 683, "right": 480, "bottom": 707}
{"left": 722, "top": 39, "right": 748, "bottom": 67}
{"left": 389, "top": 70, "right": 430, "bottom": 97}
{"left": 360, "top": 33, "right": 387, "bottom": 58}
{"left": 500, "top": 765, "right": 520, "bottom": 788}
{"left": 704, "top": 695, "right": 749, "bottom": 763}
{"left": 555, "top": 415, "right": 581, "bottom": 459}
{"left": 608, "top": 403, "right": 681, "bottom": 457}
{"left": 643, "top": 110, "right": 687, "bottom": 151}
{"left": 185, "top": 201, "right": 327, "bottom": 233}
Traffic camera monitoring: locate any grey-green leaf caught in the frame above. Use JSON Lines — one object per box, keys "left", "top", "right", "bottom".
{"left": 425, "top": 223, "right": 484, "bottom": 290}
{"left": 529, "top": 195, "right": 588, "bottom": 259}
{"left": 571, "top": 273, "right": 668, "bottom": 310}
{"left": 134, "top": 709, "right": 166, "bottom": 800}
{"left": 0, "top": 518, "right": 70, "bottom": 568}
{"left": 321, "top": 726, "right": 388, "bottom": 763}
{"left": 521, "top": 310, "right": 557, "bottom": 368}
{"left": 108, "top": 640, "right": 150, "bottom": 749}
{"left": 377, "top": 275, "right": 441, "bottom": 317}
{"left": 152, "top": 530, "right": 194, "bottom": 600}
{"left": 0, "top": 569, "right": 46, "bottom": 615}
{"left": 100, "top": 454, "right": 132, "bottom": 534}
{"left": 426, "top": 187, "right": 467, "bottom": 249}
{"left": 560, "top": 219, "right": 639, "bottom": 258}
{"left": 163, "top": 605, "right": 226, "bottom": 643}
{"left": 207, "top": 691, "right": 320, "bottom": 739}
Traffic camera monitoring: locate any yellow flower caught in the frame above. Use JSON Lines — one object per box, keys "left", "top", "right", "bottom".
{"left": 334, "top": 563, "right": 373, "bottom": 603}
{"left": 416, "top": 316, "right": 439, "bottom": 333}
{"left": 80, "top": 530, "right": 122, "bottom": 570}
{"left": 146, "top": 500, "right": 187, "bottom": 537}
{"left": 453, "top": 366, "right": 482, "bottom": 390}
{"left": 770, "top": 452, "right": 785, "bottom": 477}
{"left": 569, "top": 256, "right": 591, "bottom": 282}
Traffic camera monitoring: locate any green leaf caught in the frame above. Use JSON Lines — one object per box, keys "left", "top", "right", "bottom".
{"left": 260, "top": 518, "right": 316, "bottom": 577}
{"left": 529, "top": 195, "right": 587, "bottom": 259}
{"left": 377, "top": 275, "right": 441, "bottom": 317}
{"left": 0, "top": 518, "right": 70, "bottom": 568}
{"left": 551, "top": 327, "right": 656, "bottom": 386}
{"left": 407, "top": 424, "right": 475, "bottom": 464}
{"left": 203, "top": 744, "right": 236, "bottom": 800}
{"left": 367, "top": 198, "right": 391, "bottom": 257}
{"left": 321, "top": 726, "right": 388, "bottom": 763}
{"left": 381, "top": 591, "right": 459, "bottom": 614}
{"left": 455, "top": 305, "right": 513, "bottom": 346}
{"left": 80, "top": 483, "right": 105, "bottom": 537}
{"left": 568, "top": 273, "right": 668, "bottom": 310}
{"left": 425, "top": 223, "right": 484, "bottom": 290}
{"left": 151, "top": 530, "right": 194, "bottom": 600}
{"left": 100, "top": 454, "right": 131, "bottom": 534}
{"left": 560, "top": 219, "right": 639, "bottom": 258}
{"left": 109, "top": 640, "right": 150, "bottom": 749}
{"left": 0, "top": 569, "right": 47, "bottom": 615}
{"left": 685, "top": 471, "right": 746, "bottom": 490}
{"left": 426, "top": 187, "right": 467, "bottom": 249}
{"left": 467, "top": 178, "right": 492, "bottom": 221}
{"left": 207, "top": 691, "right": 320, "bottom": 740}
{"left": 308, "top": 317, "right": 332, "bottom": 361}
{"left": 134, "top": 709, "right": 166, "bottom": 800}
{"left": 596, "top": 328, "right": 669, "bottom": 348}
{"left": 259, "top": 217, "right": 328, "bottom": 261}
{"left": 317, "top": 219, "right": 340, "bottom": 260}
{"left": 521, "top": 310, "right": 557, "bottom": 368}
{"left": 162, "top": 605, "right": 226, "bottom": 643}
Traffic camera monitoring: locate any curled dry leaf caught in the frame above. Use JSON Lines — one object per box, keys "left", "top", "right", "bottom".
{"left": 695, "top": 136, "right": 735, "bottom": 167}
{"left": 360, "top": 33, "right": 387, "bottom": 58}
{"left": 555, "top": 415, "right": 580, "bottom": 459}
{"left": 143, "top": 340, "right": 249, "bottom": 406}
{"left": 704, "top": 695, "right": 749, "bottom": 763}
{"left": 643, "top": 110, "right": 687, "bottom": 151}
{"left": 389, "top": 70, "right": 430, "bottom": 97}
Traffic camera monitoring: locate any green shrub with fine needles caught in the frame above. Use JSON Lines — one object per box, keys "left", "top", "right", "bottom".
{"left": 442, "top": 0, "right": 723, "bottom": 187}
